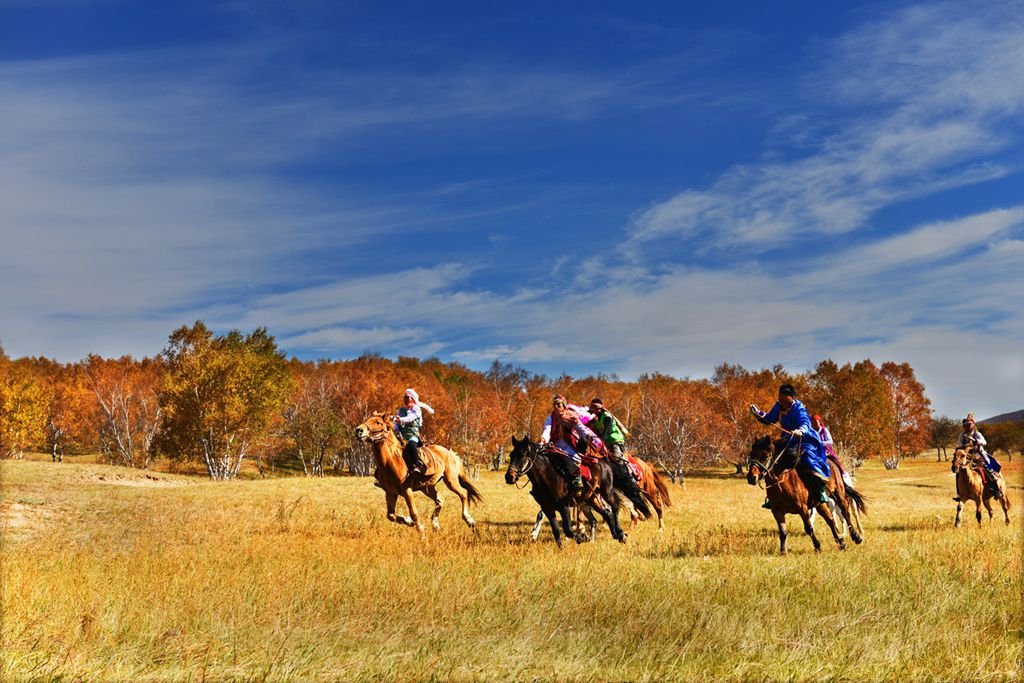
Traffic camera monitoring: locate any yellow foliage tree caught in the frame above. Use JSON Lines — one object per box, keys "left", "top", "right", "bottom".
{"left": 157, "top": 322, "right": 292, "bottom": 480}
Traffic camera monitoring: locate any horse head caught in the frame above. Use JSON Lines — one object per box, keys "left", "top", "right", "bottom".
{"left": 950, "top": 447, "right": 972, "bottom": 474}
{"left": 355, "top": 412, "right": 393, "bottom": 443}
{"left": 746, "top": 435, "right": 774, "bottom": 485}
{"left": 505, "top": 435, "right": 536, "bottom": 485}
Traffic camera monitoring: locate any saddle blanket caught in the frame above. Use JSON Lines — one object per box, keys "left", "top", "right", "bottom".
{"left": 626, "top": 456, "right": 643, "bottom": 483}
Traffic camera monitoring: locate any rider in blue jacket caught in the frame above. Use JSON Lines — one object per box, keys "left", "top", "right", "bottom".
{"left": 750, "top": 383, "right": 830, "bottom": 507}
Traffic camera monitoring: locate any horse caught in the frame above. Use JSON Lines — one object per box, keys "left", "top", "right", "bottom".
{"left": 746, "top": 435, "right": 867, "bottom": 554}
{"left": 354, "top": 412, "right": 482, "bottom": 534}
{"left": 505, "top": 436, "right": 626, "bottom": 546}
{"left": 618, "top": 455, "right": 672, "bottom": 532}
{"left": 951, "top": 447, "right": 1011, "bottom": 527}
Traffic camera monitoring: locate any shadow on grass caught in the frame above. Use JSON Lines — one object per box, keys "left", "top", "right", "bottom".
{"left": 877, "top": 519, "right": 946, "bottom": 533}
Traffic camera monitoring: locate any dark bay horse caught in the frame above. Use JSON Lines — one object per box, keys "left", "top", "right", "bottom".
{"left": 505, "top": 436, "right": 626, "bottom": 546}
{"left": 951, "top": 447, "right": 1011, "bottom": 527}
{"left": 747, "top": 436, "right": 867, "bottom": 554}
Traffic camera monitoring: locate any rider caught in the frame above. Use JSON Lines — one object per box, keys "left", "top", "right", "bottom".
{"left": 394, "top": 389, "right": 435, "bottom": 480}
{"left": 812, "top": 414, "right": 835, "bottom": 457}
{"left": 539, "top": 394, "right": 602, "bottom": 495}
{"left": 750, "top": 383, "right": 831, "bottom": 507}
{"left": 588, "top": 397, "right": 638, "bottom": 485}
{"left": 955, "top": 413, "right": 1002, "bottom": 500}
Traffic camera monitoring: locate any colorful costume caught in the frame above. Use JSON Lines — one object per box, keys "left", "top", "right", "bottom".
{"left": 540, "top": 396, "right": 600, "bottom": 492}
{"left": 394, "top": 389, "right": 435, "bottom": 477}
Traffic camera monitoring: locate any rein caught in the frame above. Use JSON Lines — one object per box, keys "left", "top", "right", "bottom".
{"left": 509, "top": 447, "right": 537, "bottom": 489}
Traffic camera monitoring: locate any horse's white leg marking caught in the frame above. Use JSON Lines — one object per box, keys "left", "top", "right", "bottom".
{"left": 531, "top": 510, "right": 545, "bottom": 541}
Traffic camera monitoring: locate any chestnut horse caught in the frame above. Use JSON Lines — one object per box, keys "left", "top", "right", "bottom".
{"left": 505, "top": 436, "right": 626, "bottom": 546}
{"left": 355, "top": 412, "right": 482, "bottom": 533}
{"left": 619, "top": 455, "right": 672, "bottom": 532}
{"left": 951, "top": 447, "right": 1011, "bottom": 527}
{"left": 747, "top": 436, "right": 867, "bottom": 554}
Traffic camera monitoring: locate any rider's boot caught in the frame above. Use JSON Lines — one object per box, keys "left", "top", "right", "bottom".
{"left": 570, "top": 475, "right": 584, "bottom": 496}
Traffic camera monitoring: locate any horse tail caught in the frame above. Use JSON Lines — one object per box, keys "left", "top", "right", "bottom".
{"left": 844, "top": 484, "right": 868, "bottom": 515}
{"left": 650, "top": 467, "right": 672, "bottom": 507}
{"left": 612, "top": 460, "right": 652, "bottom": 519}
{"left": 458, "top": 472, "right": 484, "bottom": 507}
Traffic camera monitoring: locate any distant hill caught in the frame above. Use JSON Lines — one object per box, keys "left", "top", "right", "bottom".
{"left": 979, "top": 409, "right": 1024, "bottom": 425}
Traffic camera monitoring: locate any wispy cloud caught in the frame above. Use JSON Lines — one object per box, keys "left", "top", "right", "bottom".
{"left": 628, "top": 1, "right": 1024, "bottom": 251}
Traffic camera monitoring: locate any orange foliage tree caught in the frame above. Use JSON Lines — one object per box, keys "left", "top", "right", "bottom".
{"left": 84, "top": 354, "right": 164, "bottom": 468}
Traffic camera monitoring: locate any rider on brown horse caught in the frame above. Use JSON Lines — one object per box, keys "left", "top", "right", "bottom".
{"left": 750, "top": 383, "right": 831, "bottom": 508}
{"left": 394, "top": 388, "right": 435, "bottom": 482}
{"left": 955, "top": 413, "right": 1002, "bottom": 500}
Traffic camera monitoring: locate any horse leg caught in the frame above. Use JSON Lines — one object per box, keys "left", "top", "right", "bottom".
{"left": 954, "top": 500, "right": 964, "bottom": 527}
{"left": 800, "top": 509, "right": 823, "bottom": 553}
{"left": 1001, "top": 490, "right": 1011, "bottom": 525}
{"left": 983, "top": 496, "right": 994, "bottom": 524}
{"left": 618, "top": 495, "right": 638, "bottom": 531}
{"left": 816, "top": 501, "right": 846, "bottom": 550}
{"left": 401, "top": 489, "right": 424, "bottom": 533}
{"left": 531, "top": 510, "right": 545, "bottom": 542}
{"left": 594, "top": 495, "right": 626, "bottom": 544}
{"left": 581, "top": 505, "right": 598, "bottom": 541}
{"left": 849, "top": 499, "right": 865, "bottom": 540}
{"left": 772, "top": 509, "right": 788, "bottom": 555}
{"left": 422, "top": 486, "right": 443, "bottom": 531}
{"left": 561, "top": 504, "right": 584, "bottom": 544}
{"left": 438, "top": 464, "right": 473, "bottom": 528}
{"left": 441, "top": 467, "right": 475, "bottom": 528}
{"left": 833, "top": 492, "right": 862, "bottom": 545}
{"left": 974, "top": 498, "right": 982, "bottom": 526}
{"left": 385, "top": 491, "right": 401, "bottom": 525}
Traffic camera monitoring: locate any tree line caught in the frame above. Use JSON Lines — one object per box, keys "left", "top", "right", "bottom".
{"left": 2, "top": 322, "right": 1014, "bottom": 480}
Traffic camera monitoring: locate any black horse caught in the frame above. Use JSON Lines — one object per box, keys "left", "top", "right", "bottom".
{"left": 505, "top": 436, "right": 627, "bottom": 546}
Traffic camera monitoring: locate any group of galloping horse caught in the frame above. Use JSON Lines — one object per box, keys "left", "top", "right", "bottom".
{"left": 354, "top": 412, "right": 1012, "bottom": 554}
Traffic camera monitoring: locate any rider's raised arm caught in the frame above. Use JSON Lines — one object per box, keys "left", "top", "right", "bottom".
{"left": 757, "top": 402, "right": 781, "bottom": 426}
{"left": 539, "top": 415, "right": 553, "bottom": 444}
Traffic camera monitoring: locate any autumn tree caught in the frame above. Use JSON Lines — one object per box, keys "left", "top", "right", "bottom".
{"left": 157, "top": 322, "right": 291, "bottom": 480}
{"left": 880, "top": 361, "right": 932, "bottom": 461}
{"left": 805, "top": 359, "right": 894, "bottom": 467}
{"left": 35, "top": 360, "right": 101, "bottom": 462}
{"left": 708, "top": 363, "right": 791, "bottom": 473}
{"left": 929, "top": 415, "right": 961, "bottom": 461}
{"left": 0, "top": 348, "right": 50, "bottom": 459}
{"left": 283, "top": 362, "right": 346, "bottom": 477}
{"left": 84, "top": 355, "right": 164, "bottom": 468}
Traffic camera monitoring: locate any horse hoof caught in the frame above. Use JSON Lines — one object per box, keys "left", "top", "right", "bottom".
{"left": 852, "top": 535, "right": 863, "bottom": 545}
{"left": 574, "top": 534, "right": 587, "bottom": 544}
{"left": 814, "top": 545, "right": 822, "bottom": 553}
{"left": 617, "top": 533, "right": 628, "bottom": 544}
{"left": 838, "top": 542, "right": 846, "bottom": 551}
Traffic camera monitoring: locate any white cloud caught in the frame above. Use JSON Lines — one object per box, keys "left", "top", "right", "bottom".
{"left": 628, "top": 1, "right": 1024, "bottom": 250}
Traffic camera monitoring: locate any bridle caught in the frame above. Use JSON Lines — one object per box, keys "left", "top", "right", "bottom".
{"left": 748, "top": 437, "right": 796, "bottom": 491}
{"left": 360, "top": 418, "right": 391, "bottom": 443}
{"left": 508, "top": 443, "right": 537, "bottom": 489}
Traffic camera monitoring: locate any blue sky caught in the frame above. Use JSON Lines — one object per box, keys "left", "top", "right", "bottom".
{"left": 1, "top": 0, "right": 1022, "bottom": 418}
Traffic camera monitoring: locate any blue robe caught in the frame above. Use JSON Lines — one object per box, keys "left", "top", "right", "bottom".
{"left": 757, "top": 399, "right": 830, "bottom": 481}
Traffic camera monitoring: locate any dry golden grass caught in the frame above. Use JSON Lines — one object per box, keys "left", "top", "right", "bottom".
{"left": 2, "top": 456, "right": 1021, "bottom": 682}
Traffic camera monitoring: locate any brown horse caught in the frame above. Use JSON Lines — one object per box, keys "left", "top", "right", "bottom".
{"left": 619, "top": 455, "right": 672, "bottom": 532}
{"left": 951, "top": 447, "right": 1011, "bottom": 527}
{"left": 355, "top": 412, "right": 482, "bottom": 533}
{"left": 747, "top": 436, "right": 867, "bottom": 554}
{"left": 505, "top": 436, "right": 626, "bottom": 546}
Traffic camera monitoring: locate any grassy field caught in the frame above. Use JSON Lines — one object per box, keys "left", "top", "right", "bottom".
{"left": 2, "top": 454, "right": 1021, "bottom": 682}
